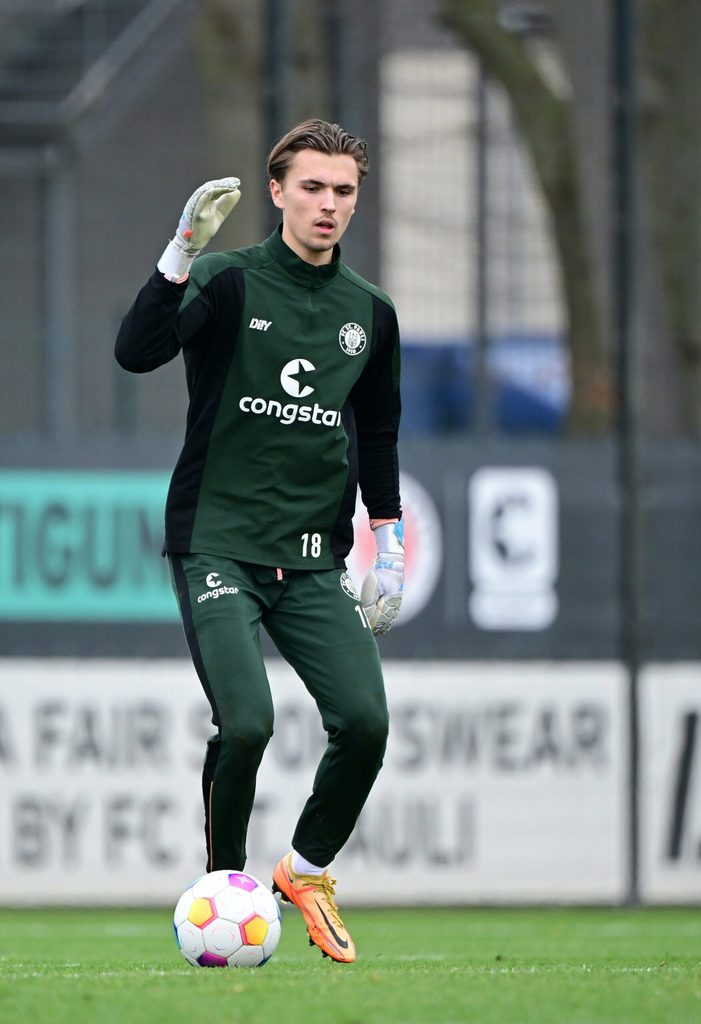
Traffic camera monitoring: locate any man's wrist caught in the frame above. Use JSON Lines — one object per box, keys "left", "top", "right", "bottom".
{"left": 372, "top": 520, "right": 404, "bottom": 555}
{"left": 157, "top": 238, "right": 196, "bottom": 282}
{"left": 369, "top": 517, "right": 399, "bottom": 530}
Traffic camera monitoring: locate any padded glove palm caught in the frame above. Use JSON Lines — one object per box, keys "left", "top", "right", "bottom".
{"left": 157, "top": 177, "right": 241, "bottom": 281}
{"left": 361, "top": 521, "right": 405, "bottom": 635}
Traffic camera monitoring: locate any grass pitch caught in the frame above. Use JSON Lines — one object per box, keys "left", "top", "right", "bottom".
{"left": 0, "top": 905, "right": 699, "bottom": 1024}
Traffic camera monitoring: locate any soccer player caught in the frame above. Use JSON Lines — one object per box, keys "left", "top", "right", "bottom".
{"left": 115, "top": 119, "right": 403, "bottom": 963}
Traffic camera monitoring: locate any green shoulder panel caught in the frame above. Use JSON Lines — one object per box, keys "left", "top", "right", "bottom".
{"left": 179, "top": 242, "right": 275, "bottom": 312}
{"left": 338, "top": 264, "right": 397, "bottom": 314}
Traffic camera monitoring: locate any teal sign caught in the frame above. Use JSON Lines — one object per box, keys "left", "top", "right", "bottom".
{"left": 0, "top": 470, "right": 178, "bottom": 621}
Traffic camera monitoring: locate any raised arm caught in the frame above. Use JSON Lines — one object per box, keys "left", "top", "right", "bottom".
{"left": 115, "top": 178, "right": 241, "bottom": 373}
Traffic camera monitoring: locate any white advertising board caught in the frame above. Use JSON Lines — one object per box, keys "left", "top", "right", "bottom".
{"left": 640, "top": 664, "right": 701, "bottom": 903}
{"left": 0, "top": 659, "right": 627, "bottom": 905}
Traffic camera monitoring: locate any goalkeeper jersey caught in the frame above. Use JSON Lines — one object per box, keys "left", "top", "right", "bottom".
{"left": 116, "top": 227, "right": 401, "bottom": 570}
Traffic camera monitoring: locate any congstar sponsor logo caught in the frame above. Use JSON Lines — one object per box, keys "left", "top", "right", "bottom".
{"left": 238, "top": 358, "right": 341, "bottom": 428}
{"left": 197, "top": 571, "right": 240, "bottom": 603}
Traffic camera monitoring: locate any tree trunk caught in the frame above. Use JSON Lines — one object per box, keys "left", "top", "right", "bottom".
{"left": 440, "top": 0, "right": 612, "bottom": 431}
{"left": 640, "top": 0, "right": 701, "bottom": 435}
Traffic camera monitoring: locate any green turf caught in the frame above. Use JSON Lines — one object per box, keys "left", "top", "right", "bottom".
{"left": 0, "top": 906, "right": 699, "bottom": 1024}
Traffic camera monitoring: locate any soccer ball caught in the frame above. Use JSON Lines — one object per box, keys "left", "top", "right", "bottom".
{"left": 174, "top": 870, "right": 281, "bottom": 968}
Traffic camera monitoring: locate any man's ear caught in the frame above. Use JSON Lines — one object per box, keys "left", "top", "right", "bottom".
{"left": 270, "top": 178, "right": 284, "bottom": 210}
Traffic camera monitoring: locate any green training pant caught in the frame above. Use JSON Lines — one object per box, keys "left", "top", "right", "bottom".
{"left": 169, "top": 553, "right": 389, "bottom": 871}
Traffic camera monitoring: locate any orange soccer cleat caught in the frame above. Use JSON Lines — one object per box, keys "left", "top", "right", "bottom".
{"left": 272, "top": 853, "right": 356, "bottom": 963}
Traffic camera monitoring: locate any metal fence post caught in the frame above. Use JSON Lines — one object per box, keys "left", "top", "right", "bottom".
{"left": 41, "top": 157, "right": 77, "bottom": 440}
{"left": 612, "top": 0, "right": 642, "bottom": 906}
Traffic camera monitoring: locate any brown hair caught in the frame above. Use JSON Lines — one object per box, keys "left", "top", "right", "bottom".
{"left": 267, "top": 118, "right": 369, "bottom": 184}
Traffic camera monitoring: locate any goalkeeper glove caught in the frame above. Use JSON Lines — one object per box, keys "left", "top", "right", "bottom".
{"left": 157, "top": 177, "right": 241, "bottom": 282}
{"left": 361, "top": 521, "right": 405, "bottom": 635}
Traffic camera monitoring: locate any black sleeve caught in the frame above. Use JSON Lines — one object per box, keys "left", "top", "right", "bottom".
{"left": 350, "top": 294, "right": 402, "bottom": 520}
{"left": 114, "top": 268, "right": 212, "bottom": 373}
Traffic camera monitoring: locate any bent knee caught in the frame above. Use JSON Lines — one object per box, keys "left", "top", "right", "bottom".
{"left": 219, "top": 717, "right": 273, "bottom": 757}
{"left": 340, "top": 704, "right": 389, "bottom": 752}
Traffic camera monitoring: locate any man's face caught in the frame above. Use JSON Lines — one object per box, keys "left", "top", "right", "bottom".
{"left": 270, "top": 149, "right": 359, "bottom": 265}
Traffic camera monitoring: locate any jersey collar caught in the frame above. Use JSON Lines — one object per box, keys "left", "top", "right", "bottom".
{"left": 264, "top": 225, "right": 341, "bottom": 288}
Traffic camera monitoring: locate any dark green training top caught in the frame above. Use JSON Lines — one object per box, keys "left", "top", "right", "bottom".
{"left": 115, "top": 227, "right": 401, "bottom": 570}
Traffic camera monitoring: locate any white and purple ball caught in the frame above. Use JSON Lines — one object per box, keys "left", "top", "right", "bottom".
{"left": 174, "top": 870, "right": 281, "bottom": 968}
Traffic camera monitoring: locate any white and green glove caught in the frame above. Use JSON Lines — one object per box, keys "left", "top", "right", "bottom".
{"left": 361, "top": 521, "right": 405, "bottom": 635}
{"left": 157, "top": 177, "right": 241, "bottom": 282}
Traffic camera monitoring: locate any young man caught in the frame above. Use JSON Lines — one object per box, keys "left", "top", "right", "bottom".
{"left": 115, "top": 120, "right": 403, "bottom": 963}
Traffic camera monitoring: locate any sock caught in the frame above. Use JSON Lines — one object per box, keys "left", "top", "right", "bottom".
{"left": 291, "top": 850, "right": 328, "bottom": 876}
